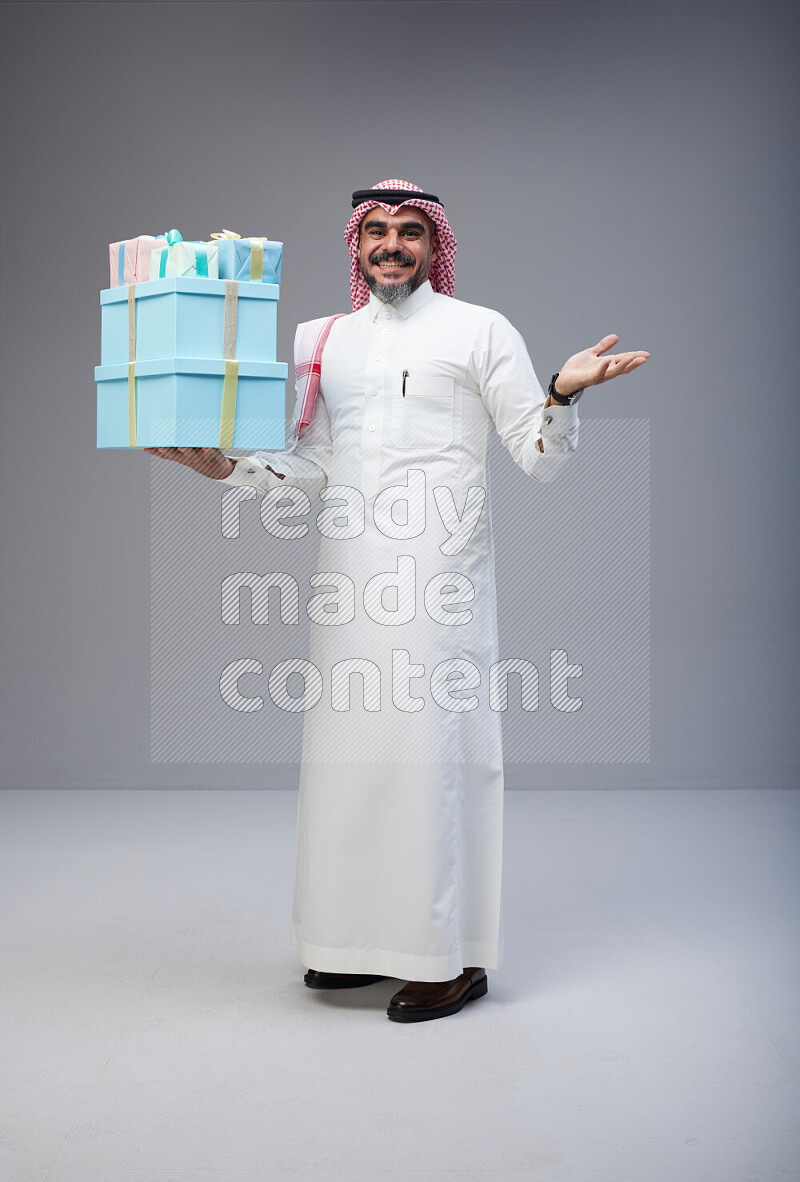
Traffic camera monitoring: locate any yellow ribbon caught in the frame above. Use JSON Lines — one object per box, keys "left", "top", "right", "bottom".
{"left": 218, "top": 360, "right": 239, "bottom": 449}
{"left": 218, "top": 280, "right": 239, "bottom": 448}
{"left": 128, "top": 285, "right": 137, "bottom": 447}
{"left": 249, "top": 239, "right": 263, "bottom": 281}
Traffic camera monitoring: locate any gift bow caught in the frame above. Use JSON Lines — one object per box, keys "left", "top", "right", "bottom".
{"left": 156, "top": 229, "right": 210, "bottom": 279}
{"left": 209, "top": 230, "right": 270, "bottom": 242}
{"left": 209, "top": 230, "right": 269, "bottom": 281}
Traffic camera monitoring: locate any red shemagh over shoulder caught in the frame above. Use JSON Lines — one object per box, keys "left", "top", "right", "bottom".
{"left": 343, "top": 178, "right": 457, "bottom": 311}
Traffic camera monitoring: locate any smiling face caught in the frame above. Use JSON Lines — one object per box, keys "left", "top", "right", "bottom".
{"left": 357, "top": 205, "right": 439, "bottom": 304}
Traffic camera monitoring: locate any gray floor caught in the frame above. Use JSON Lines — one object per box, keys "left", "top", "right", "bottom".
{"left": 0, "top": 788, "right": 797, "bottom": 1182}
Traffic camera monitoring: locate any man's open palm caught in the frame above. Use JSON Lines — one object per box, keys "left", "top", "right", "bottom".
{"left": 559, "top": 334, "right": 650, "bottom": 392}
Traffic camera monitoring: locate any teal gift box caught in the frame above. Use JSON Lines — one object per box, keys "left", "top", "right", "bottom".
{"left": 100, "top": 277, "right": 278, "bottom": 365}
{"left": 95, "top": 356, "right": 288, "bottom": 449}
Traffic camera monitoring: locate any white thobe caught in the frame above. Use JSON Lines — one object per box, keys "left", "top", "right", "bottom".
{"left": 221, "top": 280, "right": 579, "bottom": 981}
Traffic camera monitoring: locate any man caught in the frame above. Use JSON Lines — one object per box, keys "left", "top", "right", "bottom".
{"left": 146, "top": 179, "right": 649, "bottom": 1023}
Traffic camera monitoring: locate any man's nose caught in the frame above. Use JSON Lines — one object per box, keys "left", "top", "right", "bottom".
{"left": 384, "top": 230, "right": 402, "bottom": 251}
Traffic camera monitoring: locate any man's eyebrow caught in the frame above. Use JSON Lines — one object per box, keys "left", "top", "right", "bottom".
{"left": 363, "top": 217, "right": 427, "bottom": 233}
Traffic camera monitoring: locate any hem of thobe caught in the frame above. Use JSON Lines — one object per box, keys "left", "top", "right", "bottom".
{"left": 290, "top": 926, "right": 501, "bottom": 980}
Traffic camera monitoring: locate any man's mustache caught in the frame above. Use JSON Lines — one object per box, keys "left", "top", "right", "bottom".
{"left": 369, "top": 251, "right": 416, "bottom": 266}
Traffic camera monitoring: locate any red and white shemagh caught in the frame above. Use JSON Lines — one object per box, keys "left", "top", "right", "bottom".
{"left": 291, "top": 313, "right": 346, "bottom": 440}
{"left": 292, "top": 180, "right": 456, "bottom": 439}
{"left": 343, "top": 178, "right": 457, "bottom": 311}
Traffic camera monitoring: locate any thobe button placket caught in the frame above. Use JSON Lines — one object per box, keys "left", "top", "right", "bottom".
{"left": 361, "top": 314, "right": 395, "bottom": 500}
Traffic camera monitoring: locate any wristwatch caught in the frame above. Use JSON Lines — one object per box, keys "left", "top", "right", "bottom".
{"left": 548, "top": 372, "right": 585, "bottom": 406}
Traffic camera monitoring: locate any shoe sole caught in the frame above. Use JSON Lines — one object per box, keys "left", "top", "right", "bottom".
{"left": 386, "top": 974, "right": 488, "bottom": 1022}
{"left": 304, "top": 973, "right": 390, "bottom": 989}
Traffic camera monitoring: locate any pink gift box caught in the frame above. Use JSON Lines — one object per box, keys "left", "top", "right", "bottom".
{"left": 108, "top": 235, "right": 166, "bottom": 288}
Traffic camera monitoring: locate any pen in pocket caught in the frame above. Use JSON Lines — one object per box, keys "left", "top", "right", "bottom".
{"left": 402, "top": 370, "right": 408, "bottom": 397}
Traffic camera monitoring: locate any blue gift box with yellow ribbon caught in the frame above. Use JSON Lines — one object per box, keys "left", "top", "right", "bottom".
{"left": 100, "top": 277, "right": 278, "bottom": 365}
{"left": 96, "top": 275, "right": 286, "bottom": 448}
{"left": 95, "top": 356, "right": 287, "bottom": 449}
{"left": 210, "top": 229, "right": 283, "bottom": 284}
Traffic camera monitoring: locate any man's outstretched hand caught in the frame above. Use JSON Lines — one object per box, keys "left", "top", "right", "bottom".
{"left": 556, "top": 334, "right": 650, "bottom": 397}
{"left": 143, "top": 447, "right": 236, "bottom": 480}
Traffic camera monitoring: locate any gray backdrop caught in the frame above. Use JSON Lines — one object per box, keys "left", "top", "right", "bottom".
{"left": 1, "top": 0, "right": 796, "bottom": 791}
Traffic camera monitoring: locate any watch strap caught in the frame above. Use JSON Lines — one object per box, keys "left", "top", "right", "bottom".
{"left": 548, "top": 372, "right": 584, "bottom": 406}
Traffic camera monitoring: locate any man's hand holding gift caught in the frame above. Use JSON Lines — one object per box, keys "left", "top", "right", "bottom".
{"left": 143, "top": 447, "right": 235, "bottom": 479}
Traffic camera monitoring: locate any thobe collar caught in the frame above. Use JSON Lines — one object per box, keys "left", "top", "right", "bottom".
{"left": 367, "top": 280, "right": 435, "bottom": 322}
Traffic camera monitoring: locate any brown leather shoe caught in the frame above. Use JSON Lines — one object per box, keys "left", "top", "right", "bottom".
{"left": 304, "top": 968, "right": 390, "bottom": 989}
{"left": 386, "top": 967, "right": 488, "bottom": 1022}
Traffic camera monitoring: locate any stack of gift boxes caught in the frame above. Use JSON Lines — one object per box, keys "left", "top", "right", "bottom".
{"left": 96, "top": 229, "right": 288, "bottom": 449}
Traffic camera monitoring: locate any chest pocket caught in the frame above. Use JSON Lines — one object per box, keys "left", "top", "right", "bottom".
{"left": 391, "top": 375, "right": 455, "bottom": 449}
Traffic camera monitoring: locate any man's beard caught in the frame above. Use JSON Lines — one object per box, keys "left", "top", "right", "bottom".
{"left": 360, "top": 247, "right": 432, "bottom": 305}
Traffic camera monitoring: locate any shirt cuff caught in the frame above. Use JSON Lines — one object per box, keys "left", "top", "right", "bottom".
{"left": 540, "top": 403, "right": 580, "bottom": 437}
{"left": 521, "top": 402, "right": 580, "bottom": 468}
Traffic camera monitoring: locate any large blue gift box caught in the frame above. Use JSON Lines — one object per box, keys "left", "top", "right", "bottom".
{"left": 97, "top": 274, "right": 287, "bottom": 448}
{"left": 100, "top": 277, "right": 278, "bottom": 364}
{"left": 95, "top": 357, "right": 287, "bottom": 449}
